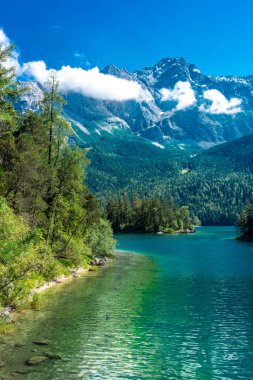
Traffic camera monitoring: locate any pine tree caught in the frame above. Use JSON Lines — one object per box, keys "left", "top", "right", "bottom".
{"left": 0, "top": 43, "right": 23, "bottom": 191}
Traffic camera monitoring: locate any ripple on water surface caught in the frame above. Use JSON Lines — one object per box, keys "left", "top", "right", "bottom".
{"left": 1, "top": 227, "right": 253, "bottom": 379}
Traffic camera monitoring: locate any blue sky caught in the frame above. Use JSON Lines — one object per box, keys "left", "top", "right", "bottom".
{"left": 2, "top": 0, "right": 253, "bottom": 75}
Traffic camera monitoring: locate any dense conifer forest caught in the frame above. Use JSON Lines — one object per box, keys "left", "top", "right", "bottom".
{"left": 238, "top": 201, "right": 253, "bottom": 241}
{"left": 106, "top": 195, "right": 200, "bottom": 233}
{"left": 83, "top": 134, "right": 253, "bottom": 225}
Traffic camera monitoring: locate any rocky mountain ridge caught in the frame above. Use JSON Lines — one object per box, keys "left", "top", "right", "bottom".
{"left": 20, "top": 57, "right": 253, "bottom": 148}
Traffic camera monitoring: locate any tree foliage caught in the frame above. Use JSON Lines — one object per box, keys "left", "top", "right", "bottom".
{"left": 106, "top": 195, "right": 200, "bottom": 233}
{"left": 238, "top": 200, "right": 253, "bottom": 241}
{"left": 0, "top": 46, "right": 115, "bottom": 308}
{"left": 83, "top": 133, "right": 253, "bottom": 226}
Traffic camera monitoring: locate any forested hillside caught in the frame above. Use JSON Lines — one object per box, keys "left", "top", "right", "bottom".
{"left": 106, "top": 196, "right": 200, "bottom": 233}
{"left": 83, "top": 133, "right": 253, "bottom": 225}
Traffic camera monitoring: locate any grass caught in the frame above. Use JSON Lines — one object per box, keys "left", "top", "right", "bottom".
{"left": 30, "top": 293, "right": 45, "bottom": 310}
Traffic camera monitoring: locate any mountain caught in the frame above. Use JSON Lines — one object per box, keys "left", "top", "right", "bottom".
{"left": 20, "top": 57, "right": 253, "bottom": 149}
{"left": 64, "top": 57, "right": 253, "bottom": 148}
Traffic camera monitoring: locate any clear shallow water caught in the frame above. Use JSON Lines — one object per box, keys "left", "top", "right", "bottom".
{"left": 1, "top": 227, "right": 253, "bottom": 379}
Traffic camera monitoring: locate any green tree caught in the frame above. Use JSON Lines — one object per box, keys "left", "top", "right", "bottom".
{"left": 84, "top": 218, "right": 115, "bottom": 258}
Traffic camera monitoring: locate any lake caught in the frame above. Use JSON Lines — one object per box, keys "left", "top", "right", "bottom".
{"left": 1, "top": 227, "right": 253, "bottom": 379}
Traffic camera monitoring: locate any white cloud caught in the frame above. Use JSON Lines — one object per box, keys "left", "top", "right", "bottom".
{"left": 200, "top": 89, "right": 242, "bottom": 115}
{"left": 22, "top": 60, "right": 49, "bottom": 84}
{"left": 0, "top": 29, "right": 20, "bottom": 73}
{"left": 21, "top": 61, "right": 153, "bottom": 102}
{"left": 160, "top": 81, "right": 196, "bottom": 111}
{"left": 0, "top": 29, "right": 9, "bottom": 47}
{"left": 0, "top": 29, "right": 153, "bottom": 103}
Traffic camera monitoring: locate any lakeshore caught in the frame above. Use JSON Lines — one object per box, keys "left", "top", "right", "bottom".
{"left": 0, "top": 257, "right": 110, "bottom": 329}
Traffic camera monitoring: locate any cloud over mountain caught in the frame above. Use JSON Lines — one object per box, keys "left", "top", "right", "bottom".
{"left": 0, "top": 29, "right": 152, "bottom": 103}
{"left": 160, "top": 81, "right": 196, "bottom": 111}
{"left": 22, "top": 61, "right": 152, "bottom": 102}
{"left": 1, "top": 28, "right": 251, "bottom": 147}
{"left": 200, "top": 89, "right": 242, "bottom": 115}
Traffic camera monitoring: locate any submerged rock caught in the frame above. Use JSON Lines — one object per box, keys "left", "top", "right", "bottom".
{"left": 14, "top": 343, "right": 25, "bottom": 348}
{"left": 25, "top": 356, "right": 47, "bottom": 366}
{"left": 15, "top": 368, "right": 31, "bottom": 374}
{"left": 0, "top": 360, "right": 5, "bottom": 368}
{"left": 44, "top": 352, "right": 62, "bottom": 360}
{"left": 32, "top": 340, "right": 51, "bottom": 346}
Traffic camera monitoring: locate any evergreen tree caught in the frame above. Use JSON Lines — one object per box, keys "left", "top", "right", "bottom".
{"left": 106, "top": 196, "right": 198, "bottom": 233}
{"left": 0, "top": 43, "right": 115, "bottom": 309}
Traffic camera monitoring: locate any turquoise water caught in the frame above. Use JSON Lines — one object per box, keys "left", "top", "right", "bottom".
{"left": 1, "top": 227, "right": 253, "bottom": 379}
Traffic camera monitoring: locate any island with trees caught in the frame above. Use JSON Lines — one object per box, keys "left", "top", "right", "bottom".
{"left": 106, "top": 196, "right": 200, "bottom": 234}
{"left": 238, "top": 201, "right": 253, "bottom": 241}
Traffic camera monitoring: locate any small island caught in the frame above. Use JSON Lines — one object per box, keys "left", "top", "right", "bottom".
{"left": 238, "top": 201, "right": 253, "bottom": 241}
{"left": 106, "top": 196, "right": 200, "bottom": 234}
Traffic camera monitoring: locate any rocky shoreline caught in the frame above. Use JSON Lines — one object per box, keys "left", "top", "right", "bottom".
{"left": 0, "top": 257, "right": 110, "bottom": 328}
{"left": 157, "top": 228, "right": 196, "bottom": 235}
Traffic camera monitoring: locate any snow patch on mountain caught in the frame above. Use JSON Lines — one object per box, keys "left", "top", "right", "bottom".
{"left": 69, "top": 119, "right": 90, "bottom": 135}
{"left": 152, "top": 142, "right": 165, "bottom": 149}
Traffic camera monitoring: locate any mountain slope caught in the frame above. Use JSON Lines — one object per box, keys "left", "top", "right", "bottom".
{"left": 200, "top": 133, "right": 253, "bottom": 172}
{"left": 82, "top": 133, "right": 253, "bottom": 225}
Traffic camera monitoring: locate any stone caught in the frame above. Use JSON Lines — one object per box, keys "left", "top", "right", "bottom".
{"left": 32, "top": 340, "right": 51, "bottom": 346}
{"left": 44, "top": 352, "right": 62, "bottom": 360}
{"left": 14, "top": 343, "right": 25, "bottom": 348}
{"left": 25, "top": 356, "right": 47, "bottom": 366}
{"left": 15, "top": 368, "right": 31, "bottom": 374}
{"left": 0, "top": 360, "right": 5, "bottom": 368}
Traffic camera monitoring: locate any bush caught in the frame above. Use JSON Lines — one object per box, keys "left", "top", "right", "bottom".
{"left": 85, "top": 218, "right": 115, "bottom": 258}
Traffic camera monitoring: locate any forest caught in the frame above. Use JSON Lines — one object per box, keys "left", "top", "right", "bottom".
{"left": 81, "top": 131, "right": 253, "bottom": 226}
{"left": 106, "top": 195, "right": 200, "bottom": 233}
{"left": 0, "top": 43, "right": 115, "bottom": 312}
{"left": 238, "top": 200, "right": 253, "bottom": 241}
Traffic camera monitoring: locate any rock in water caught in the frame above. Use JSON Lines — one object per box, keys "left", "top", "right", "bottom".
{"left": 44, "top": 352, "right": 62, "bottom": 360}
{"left": 15, "top": 368, "right": 31, "bottom": 374}
{"left": 14, "top": 342, "right": 25, "bottom": 348}
{"left": 32, "top": 340, "right": 51, "bottom": 346}
{"left": 25, "top": 356, "right": 48, "bottom": 366}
